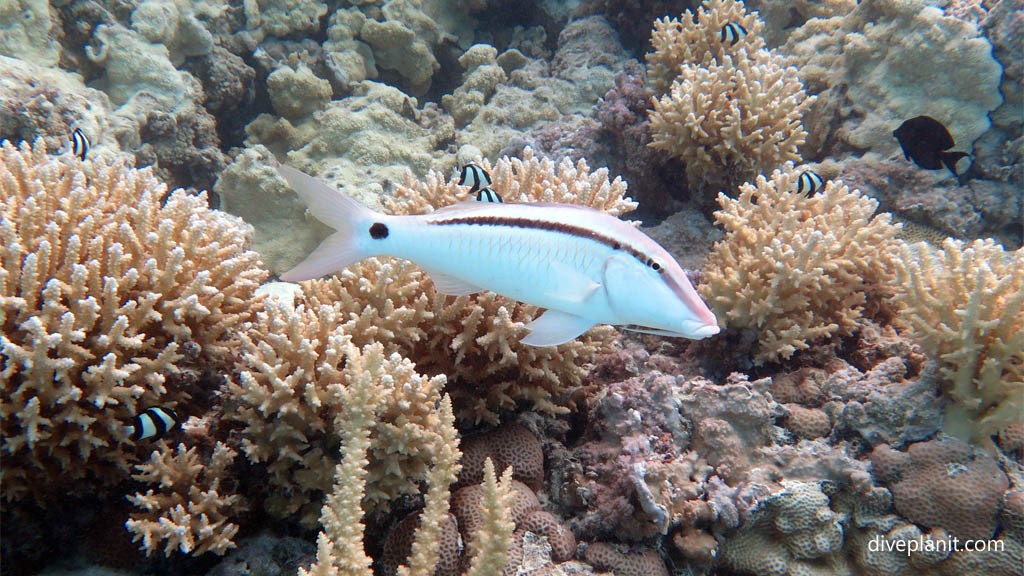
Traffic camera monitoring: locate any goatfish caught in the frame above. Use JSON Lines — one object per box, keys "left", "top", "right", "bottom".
{"left": 277, "top": 165, "right": 720, "bottom": 346}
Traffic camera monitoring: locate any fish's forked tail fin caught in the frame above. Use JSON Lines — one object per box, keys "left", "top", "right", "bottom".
{"left": 276, "top": 164, "right": 378, "bottom": 282}
{"left": 941, "top": 151, "right": 969, "bottom": 176}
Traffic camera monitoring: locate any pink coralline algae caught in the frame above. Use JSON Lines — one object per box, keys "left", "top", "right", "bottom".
{"left": 594, "top": 67, "right": 690, "bottom": 216}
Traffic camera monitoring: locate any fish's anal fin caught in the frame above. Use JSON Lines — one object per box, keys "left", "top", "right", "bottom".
{"left": 521, "top": 310, "right": 598, "bottom": 347}
{"left": 423, "top": 268, "right": 483, "bottom": 296}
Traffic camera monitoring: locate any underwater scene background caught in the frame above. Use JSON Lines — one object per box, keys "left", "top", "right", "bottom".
{"left": 1, "top": 0, "right": 1022, "bottom": 575}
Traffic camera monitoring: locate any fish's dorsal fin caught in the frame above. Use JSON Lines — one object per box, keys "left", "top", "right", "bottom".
{"left": 521, "top": 310, "right": 597, "bottom": 347}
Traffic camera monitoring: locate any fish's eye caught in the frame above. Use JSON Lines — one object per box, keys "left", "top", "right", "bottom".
{"left": 651, "top": 261, "right": 662, "bottom": 272}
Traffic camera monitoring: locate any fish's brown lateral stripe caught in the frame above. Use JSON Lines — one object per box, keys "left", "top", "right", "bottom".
{"left": 430, "top": 215, "right": 660, "bottom": 270}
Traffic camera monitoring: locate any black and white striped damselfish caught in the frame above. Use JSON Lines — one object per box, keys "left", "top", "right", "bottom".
{"left": 721, "top": 22, "right": 747, "bottom": 44}
{"left": 71, "top": 128, "right": 89, "bottom": 161}
{"left": 459, "top": 163, "right": 492, "bottom": 194}
{"left": 476, "top": 187, "right": 503, "bottom": 203}
{"left": 796, "top": 170, "right": 824, "bottom": 194}
{"left": 125, "top": 406, "right": 178, "bottom": 441}
{"left": 276, "top": 164, "right": 720, "bottom": 346}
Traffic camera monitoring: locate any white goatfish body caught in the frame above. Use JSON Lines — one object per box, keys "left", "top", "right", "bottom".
{"left": 277, "top": 165, "right": 720, "bottom": 346}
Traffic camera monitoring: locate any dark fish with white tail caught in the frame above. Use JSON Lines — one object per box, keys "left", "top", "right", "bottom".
{"left": 475, "top": 187, "right": 503, "bottom": 203}
{"left": 459, "top": 163, "right": 492, "bottom": 194}
{"left": 275, "top": 164, "right": 720, "bottom": 346}
{"left": 125, "top": 406, "right": 178, "bottom": 441}
{"left": 721, "top": 22, "right": 746, "bottom": 44}
{"left": 71, "top": 128, "right": 89, "bottom": 161}
{"left": 893, "top": 116, "right": 969, "bottom": 176}
{"left": 796, "top": 170, "right": 824, "bottom": 194}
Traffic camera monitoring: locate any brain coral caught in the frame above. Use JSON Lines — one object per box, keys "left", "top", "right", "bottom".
{"left": 646, "top": 0, "right": 814, "bottom": 193}
{"left": 0, "top": 139, "right": 265, "bottom": 502}
{"left": 870, "top": 436, "right": 1009, "bottom": 541}
{"left": 699, "top": 164, "right": 901, "bottom": 363}
{"left": 893, "top": 238, "right": 1023, "bottom": 445}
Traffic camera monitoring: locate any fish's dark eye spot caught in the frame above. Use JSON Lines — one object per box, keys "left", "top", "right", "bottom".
{"left": 651, "top": 261, "right": 662, "bottom": 272}
{"left": 612, "top": 242, "right": 621, "bottom": 250}
{"left": 369, "top": 222, "right": 389, "bottom": 239}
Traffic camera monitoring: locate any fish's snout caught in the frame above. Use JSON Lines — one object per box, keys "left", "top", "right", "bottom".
{"left": 682, "top": 319, "right": 721, "bottom": 339}
{"left": 692, "top": 324, "right": 720, "bottom": 339}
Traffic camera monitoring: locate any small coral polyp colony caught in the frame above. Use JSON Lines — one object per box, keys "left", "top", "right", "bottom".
{"left": 1, "top": 0, "right": 1022, "bottom": 574}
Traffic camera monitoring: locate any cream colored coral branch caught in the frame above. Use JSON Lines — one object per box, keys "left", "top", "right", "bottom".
{"left": 699, "top": 164, "right": 900, "bottom": 362}
{"left": 398, "top": 394, "right": 462, "bottom": 576}
{"left": 894, "top": 238, "right": 1023, "bottom": 445}
{"left": 125, "top": 442, "right": 242, "bottom": 556}
{"left": 300, "top": 338, "right": 386, "bottom": 576}
{"left": 1, "top": 139, "right": 265, "bottom": 503}
{"left": 464, "top": 458, "right": 516, "bottom": 576}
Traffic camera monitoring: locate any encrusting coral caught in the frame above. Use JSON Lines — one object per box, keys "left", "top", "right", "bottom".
{"left": 646, "top": 0, "right": 814, "bottom": 193}
{"left": 0, "top": 139, "right": 265, "bottom": 503}
{"left": 125, "top": 442, "right": 243, "bottom": 556}
{"left": 699, "top": 164, "right": 901, "bottom": 363}
{"left": 892, "top": 238, "right": 1023, "bottom": 444}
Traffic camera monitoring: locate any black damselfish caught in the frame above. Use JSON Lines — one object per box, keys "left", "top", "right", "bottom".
{"left": 893, "top": 116, "right": 969, "bottom": 176}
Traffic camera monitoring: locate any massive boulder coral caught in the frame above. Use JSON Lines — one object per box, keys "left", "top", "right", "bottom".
{"left": 699, "top": 164, "right": 901, "bottom": 363}
{"left": 870, "top": 436, "right": 1009, "bottom": 541}
{"left": 0, "top": 140, "right": 265, "bottom": 503}
{"left": 646, "top": 0, "right": 814, "bottom": 193}
{"left": 719, "top": 482, "right": 845, "bottom": 575}
{"left": 892, "top": 238, "right": 1023, "bottom": 444}
{"left": 782, "top": 0, "right": 1003, "bottom": 159}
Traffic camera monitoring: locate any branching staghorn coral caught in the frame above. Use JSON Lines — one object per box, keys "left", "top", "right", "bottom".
{"left": 293, "top": 338, "right": 465, "bottom": 576}
{"left": 0, "top": 139, "right": 265, "bottom": 502}
{"left": 699, "top": 164, "right": 901, "bottom": 363}
{"left": 893, "top": 238, "right": 1023, "bottom": 445}
{"left": 647, "top": 0, "right": 766, "bottom": 95}
{"left": 463, "top": 458, "right": 516, "bottom": 576}
{"left": 646, "top": 0, "right": 814, "bottom": 193}
{"left": 125, "top": 442, "right": 243, "bottom": 556}
{"left": 223, "top": 298, "right": 450, "bottom": 526}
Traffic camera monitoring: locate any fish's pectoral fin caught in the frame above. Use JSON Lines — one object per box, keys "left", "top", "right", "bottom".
{"left": 422, "top": 268, "right": 483, "bottom": 296}
{"left": 547, "top": 260, "right": 602, "bottom": 303}
{"left": 521, "top": 310, "right": 598, "bottom": 347}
